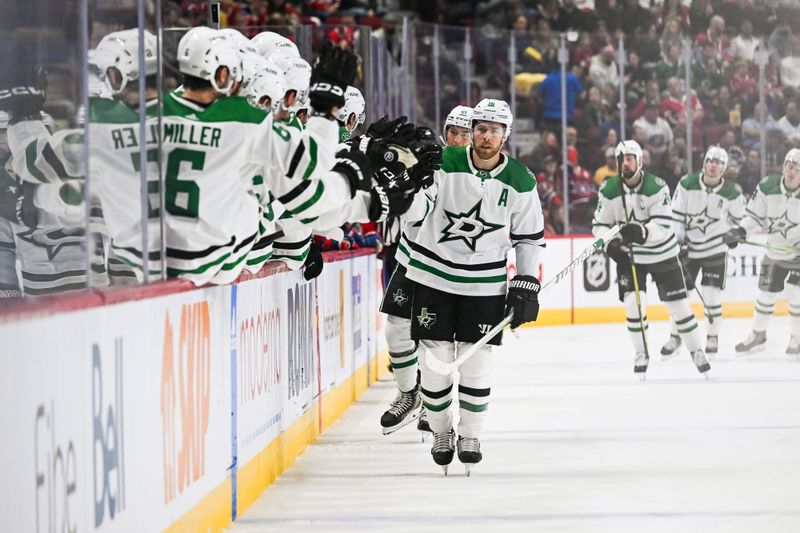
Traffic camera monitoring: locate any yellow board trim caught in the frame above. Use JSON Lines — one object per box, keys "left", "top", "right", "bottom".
{"left": 163, "top": 349, "right": 390, "bottom": 532}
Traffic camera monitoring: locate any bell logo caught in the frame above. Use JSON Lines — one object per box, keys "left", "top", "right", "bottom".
{"left": 161, "top": 302, "right": 211, "bottom": 504}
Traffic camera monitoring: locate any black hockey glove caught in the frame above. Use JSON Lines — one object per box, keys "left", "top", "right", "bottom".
{"left": 0, "top": 179, "right": 38, "bottom": 228}
{"left": 368, "top": 175, "right": 417, "bottom": 221}
{"left": 351, "top": 135, "right": 418, "bottom": 185}
{"left": 604, "top": 238, "right": 629, "bottom": 264}
{"left": 723, "top": 227, "right": 746, "bottom": 249}
{"left": 505, "top": 275, "right": 541, "bottom": 329}
{"left": 303, "top": 240, "right": 324, "bottom": 280}
{"left": 619, "top": 221, "right": 648, "bottom": 245}
{"left": 309, "top": 43, "right": 357, "bottom": 116}
{"left": 0, "top": 63, "right": 47, "bottom": 121}
{"left": 408, "top": 143, "right": 442, "bottom": 191}
{"left": 366, "top": 115, "right": 408, "bottom": 140}
{"left": 333, "top": 147, "right": 372, "bottom": 196}
{"left": 678, "top": 242, "right": 689, "bottom": 262}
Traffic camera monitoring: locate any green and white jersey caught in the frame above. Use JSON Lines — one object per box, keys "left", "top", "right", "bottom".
{"left": 592, "top": 173, "right": 679, "bottom": 264}
{"left": 672, "top": 172, "right": 745, "bottom": 260}
{"left": 404, "top": 146, "right": 545, "bottom": 297}
{"left": 740, "top": 174, "right": 800, "bottom": 263}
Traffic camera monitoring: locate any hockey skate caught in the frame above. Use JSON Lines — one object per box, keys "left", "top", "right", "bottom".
{"left": 660, "top": 334, "right": 682, "bottom": 360}
{"left": 380, "top": 386, "right": 421, "bottom": 435}
{"left": 691, "top": 349, "right": 711, "bottom": 377}
{"left": 417, "top": 407, "right": 432, "bottom": 442}
{"left": 431, "top": 428, "right": 455, "bottom": 475}
{"left": 706, "top": 335, "right": 719, "bottom": 358}
{"left": 457, "top": 436, "right": 482, "bottom": 477}
{"left": 735, "top": 330, "right": 767, "bottom": 356}
{"left": 786, "top": 336, "right": 800, "bottom": 361}
{"left": 634, "top": 352, "right": 649, "bottom": 380}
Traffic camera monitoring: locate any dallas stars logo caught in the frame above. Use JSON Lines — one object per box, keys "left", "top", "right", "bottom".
{"left": 686, "top": 205, "right": 718, "bottom": 234}
{"left": 16, "top": 227, "right": 86, "bottom": 260}
{"left": 768, "top": 211, "right": 795, "bottom": 238}
{"left": 392, "top": 288, "right": 408, "bottom": 307}
{"left": 438, "top": 200, "right": 503, "bottom": 251}
{"left": 417, "top": 308, "right": 437, "bottom": 329}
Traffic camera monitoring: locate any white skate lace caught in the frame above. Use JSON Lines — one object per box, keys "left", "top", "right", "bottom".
{"left": 458, "top": 437, "right": 480, "bottom": 453}
{"left": 386, "top": 391, "right": 416, "bottom": 417}
{"left": 432, "top": 431, "right": 453, "bottom": 453}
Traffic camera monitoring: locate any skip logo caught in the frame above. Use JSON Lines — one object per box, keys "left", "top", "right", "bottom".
{"left": 93, "top": 339, "right": 126, "bottom": 527}
{"left": 392, "top": 288, "right": 408, "bottom": 306}
{"left": 417, "top": 308, "right": 437, "bottom": 329}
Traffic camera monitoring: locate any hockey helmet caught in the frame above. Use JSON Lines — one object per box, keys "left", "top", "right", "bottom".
{"left": 785, "top": 147, "right": 800, "bottom": 166}
{"left": 251, "top": 31, "right": 300, "bottom": 59}
{"left": 177, "top": 27, "right": 242, "bottom": 96}
{"left": 269, "top": 52, "right": 312, "bottom": 113}
{"left": 703, "top": 145, "right": 728, "bottom": 175}
{"left": 219, "top": 28, "right": 258, "bottom": 55}
{"left": 335, "top": 86, "right": 366, "bottom": 131}
{"left": 471, "top": 98, "right": 512, "bottom": 141}
{"left": 244, "top": 59, "right": 287, "bottom": 114}
{"left": 94, "top": 29, "right": 158, "bottom": 95}
{"left": 615, "top": 140, "right": 643, "bottom": 174}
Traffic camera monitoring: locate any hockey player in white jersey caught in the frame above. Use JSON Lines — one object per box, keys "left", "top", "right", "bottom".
{"left": 401, "top": 99, "right": 545, "bottom": 474}
{"left": 336, "top": 86, "right": 365, "bottom": 143}
{"left": 378, "top": 105, "right": 472, "bottom": 438}
{"left": 661, "top": 146, "right": 745, "bottom": 358}
{"left": 593, "top": 140, "right": 711, "bottom": 378}
{"left": 723, "top": 148, "right": 800, "bottom": 359}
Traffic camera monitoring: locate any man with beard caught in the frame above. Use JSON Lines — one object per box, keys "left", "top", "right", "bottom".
{"left": 403, "top": 99, "right": 546, "bottom": 474}
{"left": 592, "top": 140, "right": 711, "bottom": 379}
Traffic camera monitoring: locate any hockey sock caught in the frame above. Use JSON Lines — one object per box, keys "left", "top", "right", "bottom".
{"left": 702, "top": 285, "right": 723, "bottom": 336}
{"left": 753, "top": 291, "right": 778, "bottom": 332}
{"left": 623, "top": 291, "right": 649, "bottom": 354}
{"left": 386, "top": 315, "right": 418, "bottom": 392}
{"left": 456, "top": 342, "right": 493, "bottom": 439}
{"left": 787, "top": 284, "right": 800, "bottom": 337}
{"left": 669, "top": 319, "right": 679, "bottom": 337}
{"left": 419, "top": 340, "right": 456, "bottom": 434}
{"left": 665, "top": 299, "right": 703, "bottom": 352}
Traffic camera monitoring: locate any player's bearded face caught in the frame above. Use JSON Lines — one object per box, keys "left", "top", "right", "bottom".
{"left": 703, "top": 158, "right": 724, "bottom": 182}
{"left": 619, "top": 154, "right": 639, "bottom": 182}
{"left": 472, "top": 122, "right": 505, "bottom": 159}
{"left": 785, "top": 161, "right": 800, "bottom": 190}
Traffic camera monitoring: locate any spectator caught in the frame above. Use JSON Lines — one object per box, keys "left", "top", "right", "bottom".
{"left": 718, "top": 127, "right": 746, "bottom": 175}
{"left": 741, "top": 102, "right": 776, "bottom": 150}
{"left": 739, "top": 149, "right": 763, "bottom": 195}
{"left": 633, "top": 23, "right": 663, "bottom": 69}
{"left": 780, "top": 39, "right": 800, "bottom": 90}
{"left": 661, "top": 77, "right": 704, "bottom": 128}
{"left": 777, "top": 100, "right": 800, "bottom": 146}
{"left": 730, "top": 59, "right": 758, "bottom": 106}
{"left": 619, "top": 0, "right": 653, "bottom": 36}
{"left": 536, "top": 155, "right": 565, "bottom": 235}
{"left": 565, "top": 162, "right": 599, "bottom": 234}
{"left": 555, "top": 0, "right": 597, "bottom": 32}
{"left": 731, "top": 19, "right": 762, "bottom": 62}
{"left": 692, "top": 42, "right": 724, "bottom": 101}
{"left": 634, "top": 101, "right": 674, "bottom": 159}
{"left": 764, "top": 127, "right": 788, "bottom": 172}
{"left": 660, "top": 17, "right": 686, "bottom": 57}
{"left": 589, "top": 45, "right": 620, "bottom": 90}
{"left": 526, "top": 130, "right": 560, "bottom": 171}
{"left": 594, "top": 146, "right": 618, "bottom": 186}
{"left": 624, "top": 50, "right": 649, "bottom": 101}
{"left": 567, "top": 126, "right": 579, "bottom": 164}
{"left": 630, "top": 80, "right": 661, "bottom": 121}
{"left": 540, "top": 65, "right": 585, "bottom": 128}
{"left": 695, "top": 15, "right": 731, "bottom": 61}
{"left": 655, "top": 43, "right": 684, "bottom": 91}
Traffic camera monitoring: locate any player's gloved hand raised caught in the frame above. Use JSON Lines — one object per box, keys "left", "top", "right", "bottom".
{"left": 368, "top": 175, "right": 417, "bottom": 221}
{"left": 723, "top": 227, "right": 746, "bottom": 249}
{"left": 333, "top": 147, "right": 371, "bottom": 196}
{"left": 303, "top": 240, "right": 324, "bottom": 280}
{"left": 505, "top": 275, "right": 541, "bottom": 329}
{"left": 0, "top": 63, "right": 47, "bottom": 121}
{"left": 309, "top": 43, "right": 357, "bottom": 117}
{"left": 619, "top": 221, "right": 648, "bottom": 245}
{"left": 604, "top": 238, "right": 629, "bottom": 264}
{"left": 366, "top": 115, "right": 408, "bottom": 140}
{"left": 350, "top": 135, "right": 418, "bottom": 184}
{"left": 409, "top": 143, "right": 442, "bottom": 191}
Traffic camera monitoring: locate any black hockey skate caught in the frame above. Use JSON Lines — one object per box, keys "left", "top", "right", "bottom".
{"left": 634, "top": 352, "right": 649, "bottom": 381}
{"left": 457, "top": 436, "right": 482, "bottom": 476}
{"left": 417, "top": 407, "right": 432, "bottom": 442}
{"left": 706, "top": 335, "right": 718, "bottom": 357}
{"left": 380, "top": 386, "right": 421, "bottom": 435}
{"left": 691, "top": 349, "right": 711, "bottom": 377}
{"left": 431, "top": 428, "right": 455, "bottom": 475}
{"left": 786, "top": 336, "right": 800, "bottom": 361}
{"left": 735, "top": 330, "right": 766, "bottom": 356}
{"left": 660, "top": 334, "right": 682, "bottom": 361}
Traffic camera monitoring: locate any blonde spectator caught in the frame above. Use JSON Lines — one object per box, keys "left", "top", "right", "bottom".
{"left": 594, "top": 146, "right": 618, "bottom": 186}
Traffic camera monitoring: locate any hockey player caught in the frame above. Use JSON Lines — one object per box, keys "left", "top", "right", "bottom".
{"left": 336, "top": 86, "right": 365, "bottom": 142}
{"left": 378, "top": 105, "right": 472, "bottom": 438}
{"left": 402, "top": 99, "right": 545, "bottom": 474}
{"left": 592, "top": 140, "right": 711, "bottom": 378}
{"left": 661, "top": 146, "right": 745, "bottom": 358}
{"left": 723, "top": 148, "right": 800, "bottom": 359}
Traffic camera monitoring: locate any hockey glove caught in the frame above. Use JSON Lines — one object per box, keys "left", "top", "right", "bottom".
{"left": 409, "top": 143, "right": 442, "bottom": 191}
{"left": 368, "top": 176, "right": 417, "bottom": 222}
{"left": 309, "top": 43, "right": 357, "bottom": 117}
{"left": 723, "top": 227, "right": 746, "bottom": 249}
{"left": 333, "top": 147, "right": 372, "bottom": 196}
{"left": 678, "top": 242, "right": 689, "bottom": 262}
{"left": 604, "top": 238, "right": 630, "bottom": 264}
{"left": 0, "top": 179, "right": 38, "bottom": 228}
{"left": 351, "top": 135, "right": 418, "bottom": 185}
{"left": 0, "top": 63, "right": 47, "bottom": 121}
{"left": 303, "top": 240, "right": 324, "bottom": 280}
{"left": 619, "top": 221, "right": 648, "bottom": 245}
{"left": 505, "top": 275, "right": 541, "bottom": 329}
{"left": 366, "top": 115, "right": 408, "bottom": 140}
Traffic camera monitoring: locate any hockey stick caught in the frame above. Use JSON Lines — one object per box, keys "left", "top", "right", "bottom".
{"left": 424, "top": 225, "right": 621, "bottom": 375}
{"left": 675, "top": 254, "right": 713, "bottom": 325}
{"left": 741, "top": 239, "right": 799, "bottom": 256}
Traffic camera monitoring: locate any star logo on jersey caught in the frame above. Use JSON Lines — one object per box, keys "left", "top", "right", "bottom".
{"left": 392, "top": 288, "right": 408, "bottom": 307}
{"left": 417, "top": 308, "right": 437, "bottom": 329}
{"left": 15, "top": 227, "right": 86, "bottom": 260}
{"left": 685, "top": 205, "right": 718, "bottom": 234}
{"left": 438, "top": 200, "right": 504, "bottom": 251}
{"left": 768, "top": 211, "right": 795, "bottom": 239}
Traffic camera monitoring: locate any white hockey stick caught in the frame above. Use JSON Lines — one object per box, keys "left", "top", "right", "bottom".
{"left": 424, "top": 225, "right": 621, "bottom": 375}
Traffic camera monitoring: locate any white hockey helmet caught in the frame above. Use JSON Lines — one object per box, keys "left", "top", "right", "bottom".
{"left": 177, "top": 27, "right": 242, "bottom": 96}
{"left": 244, "top": 59, "right": 287, "bottom": 114}
{"left": 94, "top": 29, "right": 158, "bottom": 95}
{"left": 703, "top": 145, "right": 729, "bottom": 174}
{"left": 251, "top": 31, "right": 300, "bottom": 59}
{"left": 335, "top": 86, "right": 366, "bottom": 130}
{"left": 471, "top": 98, "right": 512, "bottom": 141}
{"left": 219, "top": 28, "right": 259, "bottom": 55}
{"left": 615, "top": 140, "right": 644, "bottom": 173}
{"left": 270, "top": 52, "right": 312, "bottom": 112}
{"left": 445, "top": 105, "right": 473, "bottom": 130}
{"left": 785, "top": 147, "right": 800, "bottom": 166}
{"left": 239, "top": 51, "right": 270, "bottom": 94}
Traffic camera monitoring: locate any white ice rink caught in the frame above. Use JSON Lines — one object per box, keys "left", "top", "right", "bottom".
{"left": 228, "top": 317, "right": 800, "bottom": 533}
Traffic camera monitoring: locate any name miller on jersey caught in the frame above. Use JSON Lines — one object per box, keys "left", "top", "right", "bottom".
{"left": 109, "top": 123, "right": 223, "bottom": 150}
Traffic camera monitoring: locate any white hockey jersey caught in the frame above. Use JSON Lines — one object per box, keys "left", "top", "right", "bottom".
{"left": 740, "top": 174, "right": 800, "bottom": 263}
{"left": 403, "top": 146, "right": 545, "bottom": 296}
{"left": 672, "top": 172, "right": 746, "bottom": 260}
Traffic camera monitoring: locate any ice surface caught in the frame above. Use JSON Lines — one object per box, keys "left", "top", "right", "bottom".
{"left": 227, "top": 318, "right": 800, "bottom": 533}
